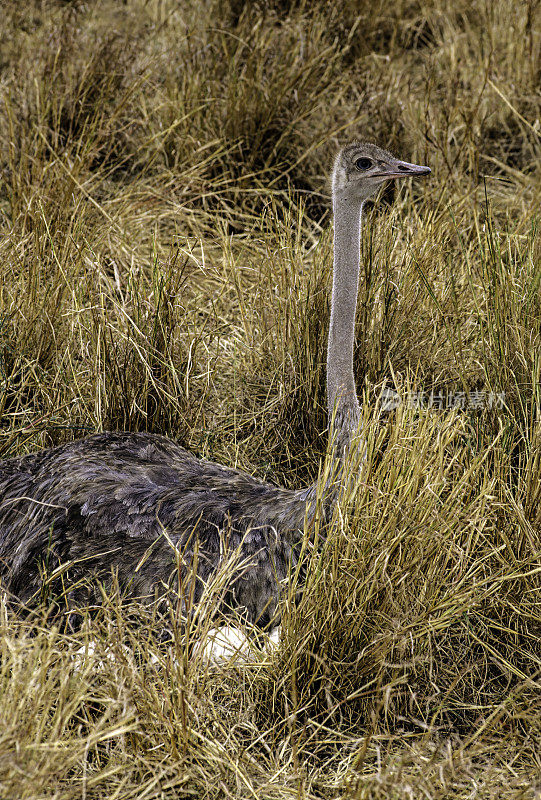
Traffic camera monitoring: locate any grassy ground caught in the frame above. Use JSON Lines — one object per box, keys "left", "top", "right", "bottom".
{"left": 0, "top": 0, "right": 540, "bottom": 797}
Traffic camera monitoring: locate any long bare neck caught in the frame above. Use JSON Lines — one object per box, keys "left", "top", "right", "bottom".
{"left": 326, "top": 190, "right": 363, "bottom": 453}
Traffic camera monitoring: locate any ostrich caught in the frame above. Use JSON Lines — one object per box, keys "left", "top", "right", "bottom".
{"left": 0, "top": 142, "right": 430, "bottom": 628}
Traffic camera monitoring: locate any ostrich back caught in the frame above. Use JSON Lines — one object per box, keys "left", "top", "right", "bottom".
{"left": 0, "top": 432, "right": 311, "bottom": 626}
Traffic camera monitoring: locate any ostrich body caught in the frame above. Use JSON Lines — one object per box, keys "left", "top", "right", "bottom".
{"left": 0, "top": 143, "right": 429, "bottom": 626}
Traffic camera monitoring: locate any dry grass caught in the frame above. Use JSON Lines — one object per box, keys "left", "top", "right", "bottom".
{"left": 0, "top": 0, "right": 540, "bottom": 797}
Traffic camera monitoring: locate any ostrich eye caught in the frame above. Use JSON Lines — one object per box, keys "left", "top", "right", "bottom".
{"left": 355, "top": 157, "right": 372, "bottom": 170}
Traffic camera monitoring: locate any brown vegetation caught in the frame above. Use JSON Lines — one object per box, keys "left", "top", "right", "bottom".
{"left": 0, "top": 0, "right": 539, "bottom": 797}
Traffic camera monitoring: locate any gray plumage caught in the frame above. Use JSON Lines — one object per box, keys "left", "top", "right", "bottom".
{"left": 0, "top": 142, "right": 430, "bottom": 626}
{"left": 0, "top": 432, "right": 309, "bottom": 626}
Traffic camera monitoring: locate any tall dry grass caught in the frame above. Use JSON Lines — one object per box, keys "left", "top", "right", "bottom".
{"left": 0, "top": 0, "right": 539, "bottom": 797}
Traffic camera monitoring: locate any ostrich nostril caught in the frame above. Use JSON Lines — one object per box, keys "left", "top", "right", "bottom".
{"left": 397, "top": 165, "right": 410, "bottom": 171}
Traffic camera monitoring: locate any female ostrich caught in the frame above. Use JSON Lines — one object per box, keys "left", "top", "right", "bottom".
{"left": 0, "top": 143, "right": 430, "bottom": 627}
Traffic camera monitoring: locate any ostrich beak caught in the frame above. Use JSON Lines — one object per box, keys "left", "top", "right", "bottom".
{"left": 381, "top": 159, "right": 431, "bottom": 179}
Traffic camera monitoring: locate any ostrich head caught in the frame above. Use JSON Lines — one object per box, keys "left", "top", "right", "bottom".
{"left": 332, "top": 141, "right": 431, "bottom": 204}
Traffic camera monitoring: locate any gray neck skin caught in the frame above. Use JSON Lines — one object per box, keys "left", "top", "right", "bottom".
{"left": 326, "top": 190, "right": 363, "bottom": 454}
